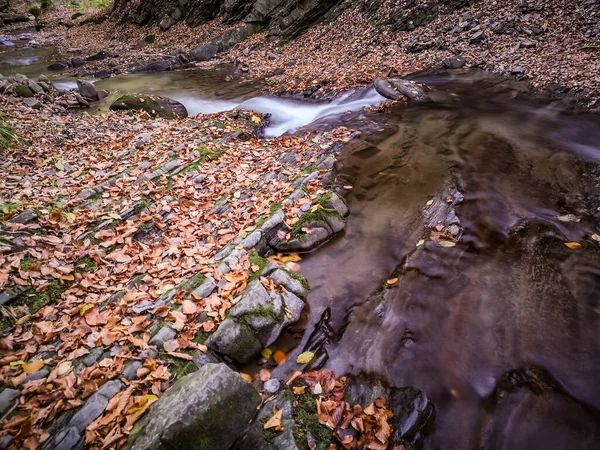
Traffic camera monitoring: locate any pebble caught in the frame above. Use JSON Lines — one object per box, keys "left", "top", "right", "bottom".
{"left": 264, "top": 378, "right": 281, "bottom": 395}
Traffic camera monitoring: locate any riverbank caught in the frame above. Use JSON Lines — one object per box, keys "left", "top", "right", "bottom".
{"left": 17, "top": 0, "right": 598, "bottom": 109}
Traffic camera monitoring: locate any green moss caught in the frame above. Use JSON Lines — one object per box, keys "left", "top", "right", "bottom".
{"left": 75, "top": 256, "right": 96, "bottom": 273}
{"left": 29, "top": 6, "right": 41, "bottom": 18}
{"left": 249, "top": 251, "right": 268, "bottom": 282}
{"left": 109, "top": 93, "right": 175, "bottom": 119}
{"left": 289, "top": 272, "right": 310, "bottom": 291}
{"left": 260, "top": 417, "right": 280, "bottom": 444}
{"left": 71, "top": 12, "right": 84, "bottom": 19}
{"left": 20, "top": 257, "right": 36, "bottom": 271}
{"left": 289, "top": 207, "right": 340, "bottom": 240}
{"left": 157, "top": 351, "right": 197, "bottom": 380}
{"left": 293, "top": 385, "right": 335, "bottom": 449}
{"left": 314, "top": 193, "right": 333, "bottom": 206}
{"left": 302, "top": 165, "right": 318, "bottom": 174}
{"left": 15, "top": 85, "right": 34, "bottom": 98}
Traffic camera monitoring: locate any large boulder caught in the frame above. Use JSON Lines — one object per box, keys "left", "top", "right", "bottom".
{"left": 374, "top": 77, "right": 429, "bottom": 101}
{"left": 125, "top": 363, "right": 261, "bottom": 450}
{"left": 109, "top": 93, "right": 188, "bottom": 118}
{"left": 188, "top": 42, "right": 219, "bottom": 62}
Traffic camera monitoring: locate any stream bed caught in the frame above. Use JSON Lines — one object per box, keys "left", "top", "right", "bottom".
{"left": 2, "top": 37, "right": 600, "bottom": 449}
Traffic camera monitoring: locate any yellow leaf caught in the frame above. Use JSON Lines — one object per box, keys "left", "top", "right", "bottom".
{"left": 261, "top": 348, "right": 273, "bottom": 359}
{"left": 251, "top": 115, "right": 261, "bottom": 124}
{"left": 10, "top": 360, "right": 25, "bottom": 367}
{"left": 296, "top": 351, "right": 314, "bottom": 364}
{"left": 565, "top": 242, "right": 582, "bottom": 249}
{"left": 23, "top": 360, "right": 44, "bottom": 374}
{"left": 416, "top": 239, "right": 425, "bottom": 247}
{"left": 80, "top": 304, "right": 94, "bottom": 315}
{"left": 426, "top": 199, "right": 433, "bottom": 207}
{"left": 142, "top": 394, "right": 158, "bottom": 402}
{"left": 109, "top": 213, "right": 122, "bottom": 220}
{"left": 439, "top": 240, "right": 456, "bottom": 248}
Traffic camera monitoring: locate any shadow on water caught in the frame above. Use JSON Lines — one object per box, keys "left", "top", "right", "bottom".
{"left": 281, "top": 74, "right": 600, "bottom": 449}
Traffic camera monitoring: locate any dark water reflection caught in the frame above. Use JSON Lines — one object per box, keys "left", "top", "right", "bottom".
{"left": 289, "top": 75, "right": 600, "bottom": 449}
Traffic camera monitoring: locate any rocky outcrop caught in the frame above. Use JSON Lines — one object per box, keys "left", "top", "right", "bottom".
{"left": 109, "top": 93, "right": 188, "bottom": 118}
{"left": 125, "top": 363, "right": 261, "bottom": 450}
{"left": 207, "top": 269, "right": 307, "bottom": 363}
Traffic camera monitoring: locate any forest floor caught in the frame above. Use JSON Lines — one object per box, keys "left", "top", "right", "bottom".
{"left": 0, "top": 0, "right": 599, "bottom": 449}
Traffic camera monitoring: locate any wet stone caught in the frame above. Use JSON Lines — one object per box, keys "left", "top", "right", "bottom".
{"left": 0, "top": 389, "right": 18, "bottom": 414}
{"left": 24, "top": 368, "right": 49, "bottom": 383}
{"left": 268, "top": 269, "right": 308, "bottom": 298}
{"left": 264, "top": 378, "right": 281, "bottom": 395}
{"left": 122, "top": 361, "right": 143, "bottom": 381}
{"left": 191, "top": 277, "right": 216, "bottom": 298}
{"left": 149, "top": 325, "right": 177, "bottom": 347}
{"left": 82, "top": 347, "right": 104, "bottom": 366}
{"left": 206, "top": 319, "right": 262, "bottom": 364}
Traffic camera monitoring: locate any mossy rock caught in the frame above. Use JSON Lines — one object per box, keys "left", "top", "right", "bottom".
{"left": 109, "top": 93, "right": 188, "bottom": 119}
{"left": 15, "top": 85, "right": 34, "bottom": 98}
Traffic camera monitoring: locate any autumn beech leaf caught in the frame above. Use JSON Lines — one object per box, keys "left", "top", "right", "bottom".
{"left": 167, "top": 352, "right": 193, "bottom": 360}
{"left": 263, "top": 407, "right": 283, "bottom": 430}
{"left": 259, "top": 369, "right": 271, "bottom": 382}
{"left": 439, "top": 240, "right": 456, "bottom": 248}
{"left": 182, "top": 300, "right": 197, "bottom": 315}
{"left": 106, "top": 252, "right": 132, "bottom": 263}
{"left": 386, "top": 278, "right": 398, "bottom": 285}
{"left": 273, "top": 350, "right": 287, "bottom": 365}
{"left": 23, "top": 360, "right": 44, "bottom": 374}
{"left": 565, "top": 242, "right": 582, "bottom": 249}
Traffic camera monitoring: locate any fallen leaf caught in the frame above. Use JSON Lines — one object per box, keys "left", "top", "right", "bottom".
{"left": 23, "top": 360, "right": 44, "bottom": 374}
{"left": 386, "top": 278, "right": 398, "bottom": 285}
{"left": 264, "top": 407, "right": 283, "bottom": 429}
{"left": 273, "top": 350, "right": 287, "bottom": 366}
{"left": 259, "top": 369, "right": 271, "bottom": 382}
{"left": 297, "top": 351, "right": 314, "bottom": 364}
{"left": 565, "top": 242, "right": 582, "bottom": 249}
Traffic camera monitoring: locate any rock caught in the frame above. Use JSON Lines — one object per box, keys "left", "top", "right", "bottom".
{"left": 122, "top": 361, "right": 143, "bottom": 380}
{"left": 38, "top": 75, "right": 49, "bottom": 83}
{"left": 192, "top": 351, "right": 218, "bottom": 370}
{"left": 264, "top": 378, "right": 281, "bottom": 395}
{"left": 71, "top": 57, "right": 85, "bottom": 67}
{"left": 44, "top": 380, "right": 123, "bottom": 450}
{"left": 190, "top": 276, "right": 216, "bottom": 298}
{"left": 406, "top": 40, "right": 436, "bottom": 53}
{"left": 109, "top": 93, "right": 188, "bottom": 118}
{"left": 345, "top": 375, "right": 434, "bottom": 448}
{"left": 28, "top": 80, "right": 44, "bottom": 94}
{"left": 188, "top": 42, "right": 219, "bottom": 62}
{"left": 470, "top": 30, "right": 485, "bottom": 44}
{"left": 276, "top": 207, "right": 346, "bottom": 252}
{"left": 15, "top": 84, "right": 33, "bottom": 97}
{"left": 24, "top": 368, "right": 48, "bottom": 383}
{"left": 268, "top": 269, "right": 308, "bottom": 298}
{"left": 520, "top": 39, "right": 536, "bottom": 49}
{"left": 77, "top": 80, "right": 99, "bottom": 101}
{"left": 47, "top": 62, "right": 70, "bottom": 71}
{"left": 23, "top": 96, "right": 42, "bottom": 110}
{"left": 126, "top": 363, "right": 260, "bottom": 450}
{"left": 206, "top": 319, "right": 262, "bottom": 363}
{"left": 85, "top": 50, "right": 111, "bottom": 62}
{"left": 0, "top": 388, "right": 18, "bottom": 414}
{"left": 159, "top": 8, "right": 183, "bottom": 31}
{"left": 373, "top": 78, "right": 428, "bottom": 101}
{"left": 149, "top": 325, "right": 177, "bottom": 347}
{"left": 443, "top": 55, "right": 466, "bottom": 69}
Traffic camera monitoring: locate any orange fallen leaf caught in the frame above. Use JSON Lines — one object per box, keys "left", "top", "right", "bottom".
{"left": 386, "top": 278, "right": 398, "bottom": 285}
{"left": 23, "top": 360, "right": 44, "bottom": 374}
{"left": 263, "top": 406, "right": 283, "bottom": 430}
{"left": 565, "top": 242, "right": 582, "bottom": 249}
{"left": 240, "top": 372, "right": 252, "bottom": 382}
{"left": 273, "top": 350, "right": 287, "bottom": 366}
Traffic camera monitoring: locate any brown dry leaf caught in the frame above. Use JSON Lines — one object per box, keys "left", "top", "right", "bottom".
{"left": 182, "top": 300, "right": 197, "bottom": 315}
{"left": 167, "top": 352, "right": 193, "bottom": 361}
{"left": 363, "top": 403, "right": 375, "bottom": 415}
{"left": 263, "top": 407, "right": 283, "bottom": 430}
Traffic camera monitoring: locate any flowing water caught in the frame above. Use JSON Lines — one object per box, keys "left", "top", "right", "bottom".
{"left": 2, "top": 39, "right": 600, "bottom": 449}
